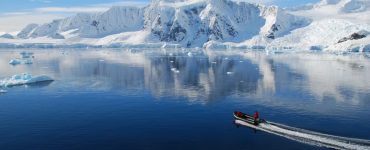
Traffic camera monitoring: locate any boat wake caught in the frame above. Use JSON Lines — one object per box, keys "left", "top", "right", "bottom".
{"left": 235, "top": 120, "right": 370, "bottom": 150}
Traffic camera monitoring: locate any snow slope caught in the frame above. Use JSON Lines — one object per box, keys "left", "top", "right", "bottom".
{"left": 268, "top": 0, "right": 370, "bottom": 52}
{"left": 0, "top": 0, "right": 369, "bottom": 51}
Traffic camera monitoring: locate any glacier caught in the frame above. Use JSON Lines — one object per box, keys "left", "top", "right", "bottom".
{"left": 0, "top": 0, "right": 369, "bottom": 52}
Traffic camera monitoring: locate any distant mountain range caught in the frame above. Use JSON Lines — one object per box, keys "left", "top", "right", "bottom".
{"left": 0, "top": 0, "right": 369, "bottom": 52}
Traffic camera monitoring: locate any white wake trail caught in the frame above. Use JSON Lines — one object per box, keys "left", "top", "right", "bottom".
{"left": 235, "top": 120, "right": 370, "bottom": 150}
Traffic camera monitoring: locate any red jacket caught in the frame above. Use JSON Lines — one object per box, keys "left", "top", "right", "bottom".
{"left": 254, "top": 112, "right": 259, "bottom": 120}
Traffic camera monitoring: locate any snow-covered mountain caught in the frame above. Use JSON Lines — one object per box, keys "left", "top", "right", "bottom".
{"left": 0, "top": 0, "right": 369, "bottom": 52}
{"left": 17, "top": 6, "right": 144, "bottom": 39}
{"left": 268, "top": 0, "right": 370, "bottom": 51}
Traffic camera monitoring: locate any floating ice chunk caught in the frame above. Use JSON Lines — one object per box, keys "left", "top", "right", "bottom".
{"left": 9, "top": 59, "right": 33, "bottom": 65}
{"left": 9, "top": 59, "right": 21, "bottom": 65}
{"left": 0, "top": 73, "right": 54, "bottom": 87}
{"left": 162, "top": 43, "right": 181, "bottom": 49}
{"left": 24, "top": 59, "right": 33, "bottom": 64}
{"left": 310, "top": 45, "right": 323, "bottom": 51}
{"left": 187, "top": 52, "right": 193, "bottom": 57}
{"left": 171, "top": 68, "right": 180, "bottom": 73}
{"left": 20, "top": 51, "right": 34, "bottom": 58}
{"left": 227, "top": 72, "right": 234, "bottom": 75}
{"left": 0, "top": 89, "right": 7, "bottom": 93}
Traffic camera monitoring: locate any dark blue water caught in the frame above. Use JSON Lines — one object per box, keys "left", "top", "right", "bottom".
{"left": 0, "top": 49, "right": 369, "bottom": 150}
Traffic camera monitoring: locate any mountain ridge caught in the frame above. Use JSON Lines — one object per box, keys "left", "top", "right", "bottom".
{"left": 0, "top": 0, "right": 369, "bottom": 52}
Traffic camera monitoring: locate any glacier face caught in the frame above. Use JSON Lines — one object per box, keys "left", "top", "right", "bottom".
{"left": 1, "top": 0, "right": 369, "bottom": 51}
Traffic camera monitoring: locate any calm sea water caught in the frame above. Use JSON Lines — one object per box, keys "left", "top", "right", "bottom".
{"left": 0, "top": 49, "right": 369, "bottom": 150}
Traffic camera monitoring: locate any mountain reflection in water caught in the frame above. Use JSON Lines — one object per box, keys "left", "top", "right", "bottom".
{"left": 0, "top": 49, "right": 369, "bottom": 109}
{"left": 1, "top": 49, "right": 370, "bottom": 150}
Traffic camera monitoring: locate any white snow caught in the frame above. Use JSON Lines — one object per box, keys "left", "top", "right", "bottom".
{"left": 341, "top": 0, "right": 370, "bottom": 13}
{"left": 0, "top": 0, "right": 369, "bottom": 52}
{"left": 0, "top": 73, "right": 54, "bottom": 87}
{"left": 262, "top": 0, "right": 370, "bottom": 51}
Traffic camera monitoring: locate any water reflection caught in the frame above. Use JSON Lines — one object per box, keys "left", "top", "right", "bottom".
{"left": 0, "top": 49, "right": 369, "bottom": 106}
{"left": 143, "top": 53, "right": 261, "bottom": 102}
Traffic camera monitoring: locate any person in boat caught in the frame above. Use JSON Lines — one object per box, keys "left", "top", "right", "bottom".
{"left": 253, "top": 111, "right": 259, "bottom": 125}
{"left": 236, "top": 111, "right": 243, "bottom": 117}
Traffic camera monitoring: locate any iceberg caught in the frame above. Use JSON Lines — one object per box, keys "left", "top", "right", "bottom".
{"left": 9, "top": 52, "right": 34, "bottom": 65}
{"left": 0, "top": 89, "right": 7, "bottom": 93}
{"left": 0, "top": 73, "right": 54, "bottom": 87}
{"left": 9, "top": 59, "right": 33, "bottom": 65}
{"left": 171, "top": 68, "right": 180, "bottom": 73}
{"left": 20, "top": 51, "right": 34, "bottom": 58}
{"left": 9, "top": 59, "right": 22, "bottom": 65}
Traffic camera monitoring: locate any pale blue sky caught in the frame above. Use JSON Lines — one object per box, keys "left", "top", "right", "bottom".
{"left": 0, "top": 0, "right": 319, "bottom": 33}
{"left": 0, "top": 0, "right": 319, "bottom": 13}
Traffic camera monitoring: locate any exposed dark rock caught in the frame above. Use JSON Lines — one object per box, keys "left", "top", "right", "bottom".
{"left": 266, "top": 24, "right": 280, "bottom": 39}
{"left": 266, "top": 33, "right": 275, "bottom": 39}
{"left": 49, "top": 33, "right": 65, "bottom": 39}
{"left": 226, "top": 23, "right": 237, "bottom": 37}
{"left": 168, "top": 23, "right": 187, "bottom": 41}
{"left": 338, "top": 32, "right": 367, "bottom": 43}
{"left": 153, "top": 21, "right": 187, "bottom": 42}
{"left": 91, "top": 20, "right": 99, "bottom": 27}
{"left": 271, "top": 24, "right": 279, "bottom": 32}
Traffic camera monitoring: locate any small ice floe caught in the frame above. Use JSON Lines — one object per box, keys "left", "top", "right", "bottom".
{"left": 23, "top": 59, "right": 33, "bottom": 64}
{"left": 212, "top": 61, "right": 217, "bottom": 64}
{"left": 171, "top": 68, "right": 180, "bottom": 73}
{"left": 239, "top": 60, "right": 244, "bottom": 63}
{"left": 227, "top": 72, "right": 234, "bottom": 75}
{"left": 9, "top": 59, "right": 33, "bottom": 65}
{"left": 170, "top": 60, "right": 174, "bottom": 63}
{"left": 0, "top": 73, "right": 54, "bottom": 87}
{"left": 0, "top": 89, "right": 7, "bottom": 94}
{"left": 9, "top": 59, "right": 21, "bottom": 65}
{"left": 9, "top": 52, "right": 34, "bottom": 65}
{"left": 20, "top": 52, "right": 34, "bottom": 59}
{"left": 99, "top": 59, "right": 105, "bottom": 62}
{"left": 187, "top": 52, "right": 193, "bottom": 57}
